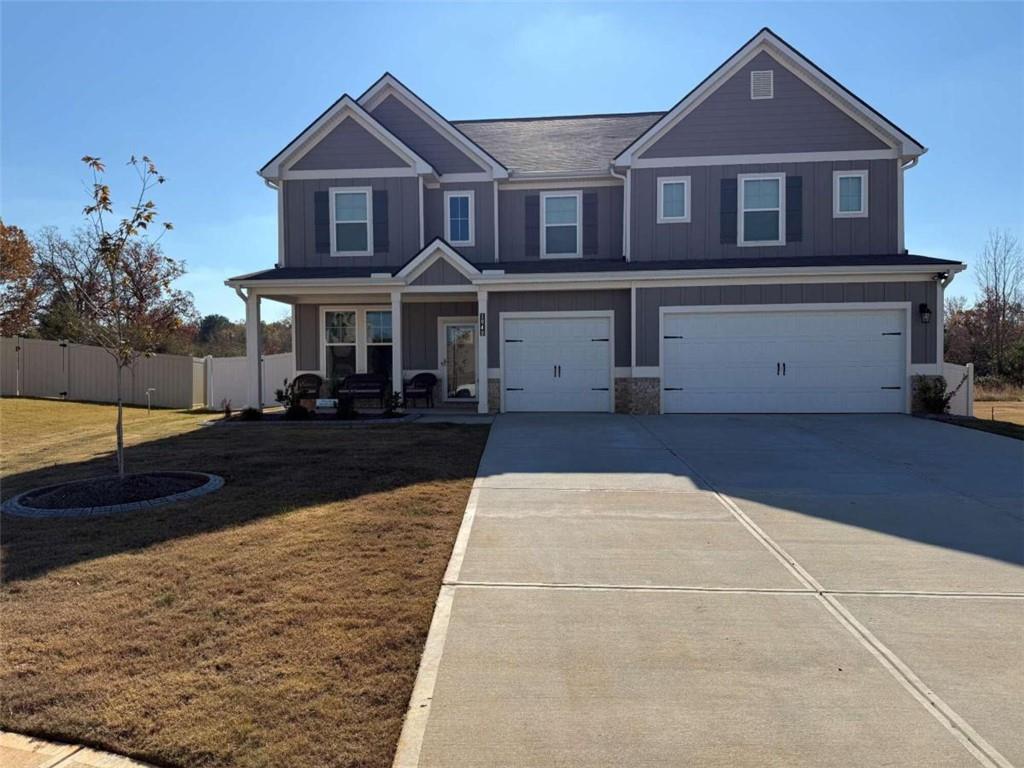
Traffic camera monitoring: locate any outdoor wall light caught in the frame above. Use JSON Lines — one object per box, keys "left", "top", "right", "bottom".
{"left": 919, "top": 303, "right": 932, "bottom": 324}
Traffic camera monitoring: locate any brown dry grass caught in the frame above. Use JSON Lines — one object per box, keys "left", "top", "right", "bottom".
{"left": 973, "top": 400, "right": 1024, "bottom": 428}
{"left": 0, "top": 398, "right": 488, "bottom": 768}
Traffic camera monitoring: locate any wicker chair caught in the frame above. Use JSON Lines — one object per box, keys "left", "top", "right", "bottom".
{"left": 291, "top": 373, "right": 323, "bottom": 399}
{"left": 403, "top": 372, "right": 438, "bottom": 408}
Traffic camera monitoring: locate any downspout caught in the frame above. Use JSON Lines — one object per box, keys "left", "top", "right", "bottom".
{"left": 234, "top": 286, "right": 248, "bottom": 303}
{"left": 264, "top": 177, "right": 284, "bottom": 267}
{"left": 609, "top": 165, "right": 629, "bottom": 261}
{"left": 897, "top": 156, "right": 918, "bottom": 254}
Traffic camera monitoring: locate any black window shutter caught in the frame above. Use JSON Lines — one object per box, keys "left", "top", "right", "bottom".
{"left": 720, "top": 179, "right": 737, "bottom": 245}
{"left": 582, "top": 192, "right": 599, "bottom": 255}
{"left": 786, "top": 176, "right": 802, "bottom": 243}
{"left": 373, "top": 190, "right": 389, "bottom": 253}
{"left": 524, "top": 194, "right": 540, "bottom": 257}
{"left": 314, "top": 191, "right": 330, "bottom": 254}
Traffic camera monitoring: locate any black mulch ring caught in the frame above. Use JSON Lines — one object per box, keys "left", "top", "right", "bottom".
{"left": 20, "top": 472, "right": 210, "bottom": 510}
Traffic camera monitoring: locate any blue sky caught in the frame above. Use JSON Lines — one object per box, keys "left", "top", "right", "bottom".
{"left": 2, "top": 2, "right": 1022, "bottom": 322}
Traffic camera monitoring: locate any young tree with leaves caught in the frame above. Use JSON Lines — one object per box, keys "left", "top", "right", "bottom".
{"left": 36, "top": 156, "right": 194, "bottom": 478}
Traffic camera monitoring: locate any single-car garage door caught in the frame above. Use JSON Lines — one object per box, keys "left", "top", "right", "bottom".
{"left": 502, "top": 314, "right": 613, "bottom": 412}
{"left": 661, "top": 306, "right": 908, "bottom": 413}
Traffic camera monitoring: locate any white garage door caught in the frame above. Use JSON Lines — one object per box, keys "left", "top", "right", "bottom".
{"left": 502, "top": 315, "right": 612, "bottom": 412}
{"left": 661, "top": 307, "right": 908, "bottom": 413}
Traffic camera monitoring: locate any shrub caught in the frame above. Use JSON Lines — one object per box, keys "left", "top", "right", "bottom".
{"left": 238, "top": 407, "right": 262, "bottom": 421}
{"left": 382, "top": 390, "right": 403, "bottom": 417}
{"left": 284, "top": 404, "right": 310, "bottom": 420}
{"left": 912, "top": 375, "right": 951, "bottom": 414}
{"left": 275, "top": 380, "right": 301, "bottom": 409}
{"left": 335, "top": 395, "right": 358, "bottom": 420}
{"left": 221, "top": 399, "right": 233, "bottom": 420}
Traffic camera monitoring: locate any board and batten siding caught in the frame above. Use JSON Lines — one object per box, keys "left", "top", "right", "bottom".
{"left": 424, "top": 181, "right": 496, "bottom": 263}
{"left": 498, "top": 185, "right": 623, "bottom": 261}
{"left": 294, "top": 304, "right": 321, "bottom": 371}
{"left": 289, "top": 118, "right": 410, "bottom": 170}
{"left": 410, "top": 260, "right": 471, "bottom": 287}
{"left": 487, "top": 289, "right": 631, "bottom": 368}
{"left": 640, "top": 51, "right": 887, "bottom": 157}
{"left": 370, "top": 95, "right": 485, "bottom": 175}
{"left": 635, "top": 281, "right": 937, "bottom": 367}
{"left": 630, "top": 160, "right": 897, "bottom": 261}
{"left": 282, "top": 177, "right": 420, "bottom": 269}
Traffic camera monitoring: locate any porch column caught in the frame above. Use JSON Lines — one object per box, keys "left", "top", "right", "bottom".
{"left": 477, "top": 289, "right": 488, "bottom": 414}
{"left": 391, "top": 289, "right": 403, "bottom": 401}
{"left": 245, "top": 290, "right": 262, "bottom": 409}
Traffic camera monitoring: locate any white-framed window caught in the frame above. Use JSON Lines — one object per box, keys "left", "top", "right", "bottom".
{"left": 657, "top": 176, "right": 691, "bottom": 223}
{"left": 329, "top": 186, "right": 373, "bottom": 256}
{"left": 321, "top": 307, "right": 393, "bottom": 386}
{"left": 541, "top": 191, "right": 581, "bottom": 258}
{"left": 738, "top": 172, "right": 786, "bottom": 247}
{"left": 750, "top": 70, "right": 774, "bottom": 100}
{"left": 833, "top": 170, "right": 869, "bottom": 218}
{"left": 444, "top": 190, "right": 475, "bottom": 246}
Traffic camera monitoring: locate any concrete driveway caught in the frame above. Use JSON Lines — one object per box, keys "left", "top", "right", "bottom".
{"left": 395, "top": 414, "right": 1024, "bottom": 768}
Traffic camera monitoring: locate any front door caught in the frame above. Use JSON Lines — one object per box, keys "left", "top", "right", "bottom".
{"left": 441, "top": 321, "right": 477, "bottom": 401}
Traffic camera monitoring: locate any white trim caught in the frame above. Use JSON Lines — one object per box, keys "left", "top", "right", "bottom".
{"left": 263, "top": 95, "right": 434, "bottom": 179}
{"left": 540, "top": 190, "right": 582, "bottom": 259}
{"left": 281, "top": 167, "right": 419, "bottom": 181}
{"left": 657, "top": 175, "right": 691, "bottom": 224}
{"left": 438, "top": 316, "right": 479, "bottom": 402}
{"left": 615, "top": 30, "right": 924, "bottom": 165}
{"left": 439, "top": 172, "right": 493, "bottom": 183}
{"left": 738, "top": 172, "right": 785, "bottom": 247}
{"left": 390, "top": 291, "right": 402, "bottom": 396}
{"left": 632, "top": 366, "right": 660, "bottom": 378}
{"left": 319, "top": 305, "right": 398, "bottom": 380}
{"left": 493, "top": 182, "right": 500, "bottom": 262}
{"left": 657, "top": 302, "right": 913, "bottom": 415}
{"left": 418, "top": 176, "right": 424, "bottom": 249}
{"left": 358, "top": 75, "right": 508, "bottom": 178}
{"left": 443, "top": 190, "right": 475, "bottom": 247}
{"left": 624, "top": 168, "right": 632, "bottom": 260}
{"left": 328, "top": 186, "right": 373, "bottom": 257}
{"left": 276, "top": 183, "right": 284, "bottom": 266}
{"left": 750, "top": 69, "right": 774, "bottom": 100}
{"left": 630, "top": 285, "right": 637, "bottom": 369}
{"left": 935, "top": 279, "right": 944, "bottom": 367}
{"left": 498, "top": 310, "right": 615, "bottom": 414}
{"left": 498, "top": 178, "right": 623, "bottom": 190}
{"left": 833, "top": 169, "right": 869, "bottom": 218}
{"left": 477, "top": 290, "right": 489, "bottom": 413}
{"left": 631, "top": 149, "right": 896, "bottom": 169}
{"left": 897, "top": 162, "right": 905, "bottom": 253}
{"left": 395, "top": 238, "right": 481, "bottom": 281}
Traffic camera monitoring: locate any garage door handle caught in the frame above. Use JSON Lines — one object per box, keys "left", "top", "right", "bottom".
{"left": 777, "top": 362, "right": 781, "bottom": 376}
{"left": 664, "top": 335, "right": 685, "bottom": 340}
{"left": 505, "top": 339, "right": 523, "bottom": 343}
{"left": 664, "top": 387, "right": 684, "bottom": 391}
{"left": 881, "top": 386, "right": 901, "bottom": 390}
{"left": 882, "top": 332, "right": 902, "bottom": 336}
{"left": 591, "top": 387, "right": 609, "bottom": 391}
{"left": 782, "top": 363, "right": 786, "bottom": 376}
{"left": 506, "top": 387, "right": 524, "bottom": 391}
{"left": 591, "top": 338, "right": 609, "bottom": 342}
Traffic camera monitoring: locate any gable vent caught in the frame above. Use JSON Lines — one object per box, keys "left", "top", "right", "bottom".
{"left": 750, "top": 70, "right": 774, "bottom": 100}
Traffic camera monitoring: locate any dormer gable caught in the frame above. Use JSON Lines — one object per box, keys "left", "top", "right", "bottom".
{"left": 397, "top": 238, "right": 480, "bottom": 286}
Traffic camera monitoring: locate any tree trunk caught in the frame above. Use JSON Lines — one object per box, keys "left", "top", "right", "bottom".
{"left": 116, "top": 364, "right": 125, "bottom": 479}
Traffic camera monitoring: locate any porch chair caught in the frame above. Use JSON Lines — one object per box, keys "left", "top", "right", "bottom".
{"left": 335, "top": 373, "right": 389, "bottom": 407}
{"left": 403, "top": 372, "right": 438, "bottom": 408}
{"left": 291, "top": 373, "right": 324, "bottom": 399}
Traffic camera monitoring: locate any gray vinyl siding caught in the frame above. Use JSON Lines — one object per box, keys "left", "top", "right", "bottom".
{"left": 635, "top": 281, "right": 937, "bottom": 366}
{"left": 630, "top": 160, "right": 897, "bottom": 260}
{"left": 402, "top": 301, "right": 478, "bottom": 370}
{"left": 424, "top": 182, "right": 496, "bottom": 263}
{"left": 487, "top": 290, "right": 631, "bottom": 368}
{"left": 411, "top": 260, "right": 471, "bottom": 286}
{"left": 641, "top": 51, "right": 887, "bottom": 158}
{"left": 290, "top": 118, "right": 410, "bottom": 170}
{"left": 498, "top": 185, "right": 623, "bottom": 262}
{"left": 295, "top": 304, "right": 321, "bottom": 371}
{"left": 371, "top": 95, "right": 485, "bottom": 174}
{"left": 282, "top": 177, "right": 420, "bottom": 268}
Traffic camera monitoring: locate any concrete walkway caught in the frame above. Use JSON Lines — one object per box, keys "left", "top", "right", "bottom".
{"left": 394, "top": 414, "right": 1024, "bottom": 768}
{"left": 0, "top": 732, "right": 155, "bottom": 768}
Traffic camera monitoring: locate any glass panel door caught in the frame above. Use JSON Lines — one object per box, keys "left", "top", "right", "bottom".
{"left": 443, "top": 323, "right": 477, "bottom": 401}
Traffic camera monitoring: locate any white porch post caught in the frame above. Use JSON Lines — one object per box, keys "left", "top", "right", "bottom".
{"left": 391, "top": 289, "right": 403, "bottom": 401}
{"left": 477, "top": 289, "right": 488, "bottom": 414}
{"left": 245, "top": 290, "right": 262, "bottom": 409}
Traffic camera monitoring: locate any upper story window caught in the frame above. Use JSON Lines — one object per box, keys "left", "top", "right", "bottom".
{"left": 833, "top": 170, "right": 868, "bottom": 218}
{"left": 738, "top": 173, "right": 785, "bottom": 247}
{"left": 444, "top": 190, "right": 475, "bottom": 246}
{"left": 330, "top": 187, "right": 373, "bottom": 256}
{"left": 541, "top": 191, "right": 581, "bottom": 258}
{"left": 657, "top": 176, "right": 691, "bottom": 223}
{"left": 750, "top": 70, "right": 774, "bottom": 100}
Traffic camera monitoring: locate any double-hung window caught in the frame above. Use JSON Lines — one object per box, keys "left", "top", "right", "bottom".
{"left": 738, "top": 173, "right": 785, "bottom": 247}
{"left": 330, "top": 187, "right": 373, "bottom": 256}
{"left": 657, "top": 176, "right": 691, "bottom": 223}
{"left": 322, "top": 308, "right": 393, "bottom": 386}
{"left": 324, "top": 310, "right": 357, "bottom": 383}
{"left": 833, "top": 170, "right": 868, "bottom": 218}
{"left": 541, "top": 191, "right": 581, "bottom": 258}
{"left": 365, "top": 310, "right": 393, "bottom": 379}
{"left": 444, "top": 190, "right": 474, "bottom": 246}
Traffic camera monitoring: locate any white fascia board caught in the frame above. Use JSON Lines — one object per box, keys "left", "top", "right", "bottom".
{"left": 615, "top": 30, "right": 924, "bottom": 166}
{"left": 359, "top": 75, "right": 509, "bottom": 179}
{"left": 262, "top": 95, "right": 435, "bottom": 180}
{"left": 394, "top": 238, "right": 481, "bottom": 281}
{"left": 631, "top": 149, "right": 896, "bottom": 169}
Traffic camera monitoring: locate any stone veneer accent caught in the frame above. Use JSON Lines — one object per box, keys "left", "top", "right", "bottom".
{"left": 615, "top": 377, "right": 661, "bottom": 415}
{"left": 487, "top": 378, "right": 501, "bottom": 414}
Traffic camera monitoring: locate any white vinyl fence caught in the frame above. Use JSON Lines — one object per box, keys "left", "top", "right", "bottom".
{"left": 942, "top": 362, "right": 975, "bottom": 417}
{"left": 1, "top": 336, "right": 295, "bottom": 411}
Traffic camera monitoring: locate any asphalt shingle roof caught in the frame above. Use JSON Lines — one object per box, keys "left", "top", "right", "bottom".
{"left": 452, "top": 112, "right": 664, "bottom": 175}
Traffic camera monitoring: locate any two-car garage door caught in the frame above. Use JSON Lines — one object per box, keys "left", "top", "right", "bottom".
{"left": 661, "top": 307, "right": 909, "bottom": 413}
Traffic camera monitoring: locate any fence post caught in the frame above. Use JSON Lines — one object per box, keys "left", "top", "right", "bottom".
{"left": 15, "top": 335, "right": 22, "bottom": 396}
{"left": 966, "top": 362, "right": 974, "bottom": 417}
{"left": 205, "top": 355, "right": 214, "bottom": 409}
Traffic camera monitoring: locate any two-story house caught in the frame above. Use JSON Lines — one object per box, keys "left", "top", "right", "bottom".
{"left": 227, "top": 27, "right": 964, "bottom": 415}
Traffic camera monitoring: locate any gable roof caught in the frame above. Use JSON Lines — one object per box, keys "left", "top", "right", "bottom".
{"left": 394, "top": 238, "right": 481, "bottom": 282}
{"left": 260, "top": 94, "right": 435, "bottom": 179}
{"left": 453, "top": 112, "right": 663, "bottom": 175}
{"left": 615, "top": 27, "right": 925, "bottom": 165}
{"left": 358, "top": 73, "right": 508, "bottom": 178}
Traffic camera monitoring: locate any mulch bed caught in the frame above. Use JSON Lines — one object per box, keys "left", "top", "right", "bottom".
{"left": 915, "top": 413, "right": 1024, "bottom": 441}
{"left": 20, "top": 472, "right": 209, "bottom": 510}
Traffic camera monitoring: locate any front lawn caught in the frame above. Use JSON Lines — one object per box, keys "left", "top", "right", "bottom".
{"left": 0, "top": 398, "right": 488, "bottom": 768}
